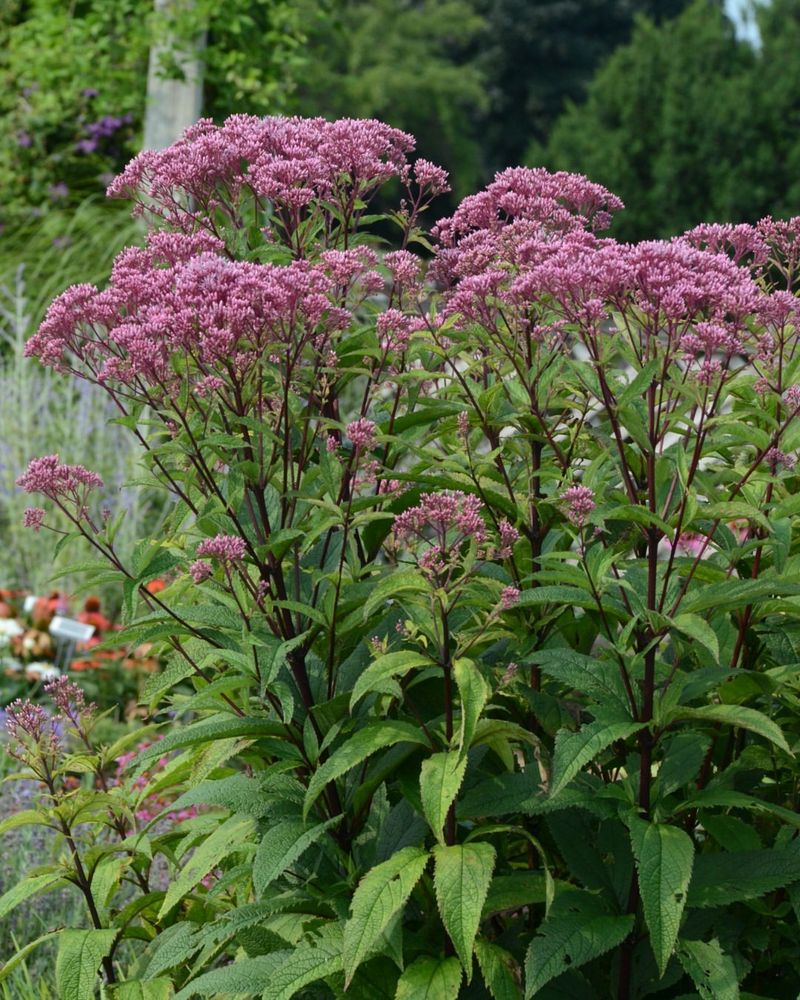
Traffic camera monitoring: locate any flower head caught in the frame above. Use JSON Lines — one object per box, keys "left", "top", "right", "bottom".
{"left": 23, "top": 507, "right": 45, "bottom": 531}
{"left": 560, "top": 485, "right": 596, "bottom": 528}
{"left": 347, "top": 418, "right": 377, "bottom": 451}
{"left": 196, "top": 535, "right": 247, "bottom": 562}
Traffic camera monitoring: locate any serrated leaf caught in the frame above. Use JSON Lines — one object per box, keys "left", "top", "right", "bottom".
{"left": 343, "top": 846, "right": 430, "bottom": 985}
{"left": 304, "top": 721, "right": 427, "bottom": 819}
{"left": 677, "top": 938, "right": 739, "bottom": 1000}
{"left": 524, "top": 894, "right": 634, "bottom": 997}
{"left": 261, "top": 923, "right": 343, "bottom": 999}
{"left": 159, "top": 814, "right": 255, "bottom": 918}
{"left": 0, "top": 872, "right": 63, "bottom": 921}
{"left": 420, "top": 752, "right": 468, "bottom": 843}
{"left": 350, "top": 651, "right": 435, "bottom": 709}
{"left": 173, "top": 954, "right": 290, "bottom": 999}
{"left": 56, "top": 929, "right": 117, "bottom": 1000}
{"left": 453, "top": 658, "right": 489, "bottom": 752}
{"left": 433, "top": 842, "right": 496, "bottom": 980}
{"left": 671, "top": 614, "right": 719, "bottom": 663}
{"left": 687, "top": 845, "right": 800, "bottom": 907}
{"left": 253, "top": 817, "right": 339, "bottom": 896}
{"left": 671, "top": 704, "right": 790, "bottom": 754}
{"left": 474, "top": 939, "right": 522, "bottom": 1000}
{"left": 482, "top": 874, "right": 548, "bottom": 918}
{"left": 549, "top": 719, "right": 643, "bottom": 798}
{"left": 0, "top": 931, "right": 59, "bottom": 984}
{"left": 108, "top": 980, "right": 173, "bottom": 1000}
{"left": 629, "top": 818, "right": 694, "bottom": 977}
{"left": 395, "top": 956, "right": 462, "bottom": 999}
{"left": 363, "top": 570, "right": 428, "bottom": 620}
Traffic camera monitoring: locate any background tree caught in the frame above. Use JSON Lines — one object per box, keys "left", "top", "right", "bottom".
{"left": 474, "top": 0, "right": 692, "bottom": 175}
{"left": 540, "top": 0, "right": 800, "bottom": 240}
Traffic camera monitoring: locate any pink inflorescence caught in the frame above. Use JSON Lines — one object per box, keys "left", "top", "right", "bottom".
{"left": 5, "top": 699, "right": 62, "bottom": 764}
{"left": 189, "top": 559, "right": 213, "bottom": 583}
{"left": 500, "top": 586, "right": 521, "bottom": 610}
{"left": 347, "top": 418, "right": 377, "bottom": 451}
{"left": 17, "top": 455, "right": 103, "bottom": 504}
{"left": 560, "top": 485, "right": 596, "bottom": 528}
{"left": 196, "top": 534, "right": 247, "bottom": 562}
{"left": 22, "top": 506, "right": 45, "bottom": 531}
{"left": 394, "top": 491, "right": 487, "bottom": 545}
{"left": 106, "top": 115, "right": 418, "bottom": 228}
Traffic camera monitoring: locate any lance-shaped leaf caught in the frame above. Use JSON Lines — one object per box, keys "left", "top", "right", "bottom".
{"left": 454, "top": 658, "right": 489, "bottom": 753}
{"left": 474, "top": 938, "right": 522, "bottom": 1000}
{"left": 395, "top": 956, "right": 462, "bottom": 999}
{"left": 420, "top": 752, "right": 468, "bottom": 843}
{"left": 159, "top": 814, "right": 255, "bottom": 918}
{"left": 304, "top": 721, "right": 427, "bottom": 819}
{"left": 549, "top": 719, "right": 643, "bottom": 798}
{"left": 253, "top": 816, "right": 340, "bottom": 896}
{"left": 433, "top": 842, "right": 496, "bottom": 980}
{"left": 629, "top": 818, "right": 694, "bottom": 976}
{"left": 56, "top": 929, "right": 117, "bottom": 1000}
{"left": 350, "top": 651, "right": 435, "bottom": 709}
{"left": 669, "top": 704, "right": 790, "bottom": 754}
{"left": 524, "top": 892, "right": 634, "bottom": 997}
{"left": 0, "top": 872, "right": 63, "bottom": 921}
{"left": 677, "top": 938, "right": 739, "bottom": 1000}
{"left": 343, "top": 846, "right": 430, "bottom": 985}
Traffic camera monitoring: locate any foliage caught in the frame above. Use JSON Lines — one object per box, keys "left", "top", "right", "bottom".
{"left": 5, "top": 114, "right": 800, "bottom": 999}
{"left": 473, "top": 0, "right": 691, "bottom": 174}
{"left": 542, "top": 0, "right": 800, "bottom": 240}
{"left": 0, "top": 0, "right": 317, "bottom": 224}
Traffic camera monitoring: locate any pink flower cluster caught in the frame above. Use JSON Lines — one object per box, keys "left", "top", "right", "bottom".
{"left": 347, "top": 418, "right": 378, "bottom": 451}
{"left": 393, "top": 491, "right": 493, "bottom": 579}
{"left": 107, "top": 116, "right": 420, "bottom": 232}
{"left": 560, "top": 485, "right": 596, "bottom": 528}
{"left": 196, "top": 534, "right": 247, "bottom": 562}
{"left": 17, "top": 456, "right": 103, "bottom": 519}
{"left": 26, "top": 236, "right": 349, "bottom": 392}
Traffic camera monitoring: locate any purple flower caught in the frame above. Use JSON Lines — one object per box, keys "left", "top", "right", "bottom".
{"left": 16, "top": 130, "right": 32, "bottom": 148}
{"left": 560, "top": 485, "right": 596, "bottom": 528}
{"left": 18, "top": 455, "right": 103, "bottom": 499}
{"left": 81, "top": 87, "right": 99, "bottom": 99}
{"left": 347, "top": 418, "right": 377, "bottom": 451}
{"left": 48, "top": 182, "right": 69, "bottom": 201}
{"left": 76, "top": 138, "right": 98, "bottom": 154}
{"left": 197, "top": 534, "right": 247, "bottom": 562}
{"left": 22, "top": 507, "right": 45, "bottom": 531}
{"left": 189, "top": 559, "right": 212, "bottom": 583}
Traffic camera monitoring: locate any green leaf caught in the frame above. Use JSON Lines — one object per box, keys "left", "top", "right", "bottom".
{"left": 453, "top": 658, "right": 489, "bottom": 752}
{"left": 433, "top": 842, "right": 496, "bottom": 980}
{"left": 56, "top": 929, "right": 117, "bottom": 1000}
{"left": 0, "top": 872, "right": 63, "bottom": 920}
{"left": 253, "top": 817, "right": 339, "bottom": 896}
{"left": 420, "top": 752, "right": 468, "bottom": 843}
{"left": 671, "top": 613, "right": 720, "bottom": 663}
{"left": 0, "top": 809, "right": 46, "bottom": 836}
{"left": 549, "top": 719, "right": 643, "bottom": 798}
{"left": 524, "top": 893, "right": 634, "bottom": 997}
{"left": 174, "top": 955, "right": 290, "bottom": 999}
{"left": 681, "top": 579, "right": 800, "bottom": 615}
{"left": 262, "top": 923, "right": 343, "bottom": 1000}
{"left": 0, "top": 931, "right": 60, "bottom": 984}
{"left": 474, "top": 939, "right": 523, "bottom": 1000}
{"left": 132, "top": 716, "right": 286, "bottom": 773}
{"left": 628, "top": 818, "right": 694, "bottom": 977}
{"left": 363, "top": 570, "right": 428, "bottom": 620}
{"left": 350, "top": 651, "right": 435, "bottom": 709}
{"left": 670, "top": 704, "right": 790, "bottom": 754}
{"left": 159, "top": 814, "right": 255, "bottom": 918}
{"left": 677, "top": 938, "right": 739, "bottom": 1000}
{"left": 482, "top": 874, "right": 548, "bottom": 918}
{"left": 343, "top": 846, "right": 430, "bottom": 986}
{"left": 108, "top": 980, "right": 173, "bottom": 1000}
{"left": 304, "top": 721, "right": 427, "bottom": 819}
{"left": 395, "top": 956, "right": 462, "bottom": 999}
{"left": 687, "top": 845, "right": 800, "bottom": 907}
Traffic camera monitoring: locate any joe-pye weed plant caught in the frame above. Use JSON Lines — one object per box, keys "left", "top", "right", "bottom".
{"left": 4, "top": 114, "right": 800, "bottom": 998}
